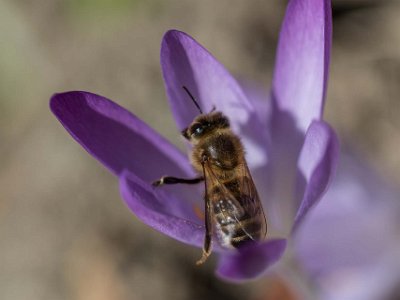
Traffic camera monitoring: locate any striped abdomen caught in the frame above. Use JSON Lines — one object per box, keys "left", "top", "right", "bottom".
{"left": 210, "top": 178, "right": 266, "bottom": 248}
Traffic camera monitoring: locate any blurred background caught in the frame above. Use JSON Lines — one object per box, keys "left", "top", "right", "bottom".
{"left": 1, "top": 0, "right": 399, "bottom": 299}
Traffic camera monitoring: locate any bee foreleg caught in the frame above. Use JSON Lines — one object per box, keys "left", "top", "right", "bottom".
{"left": 152, "top": 176, "right": 204, "bottom": 187}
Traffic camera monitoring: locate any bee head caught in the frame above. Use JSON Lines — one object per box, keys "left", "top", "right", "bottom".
{"left": 181, "top": 111, "right": 230, "bottom": 141}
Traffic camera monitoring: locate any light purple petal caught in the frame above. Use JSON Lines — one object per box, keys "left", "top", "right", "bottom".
{"left": 50, "top": 91, "right": 193, "bottom": 180}
{"left": 292, "top": 120, "right": 339, "bottom": 232}
{"left": 294, "top": 153, "right": 400, "bottom": 299}
{"left": 234, "top": 78, "right": 272, "bottom": 128}
{"left": 215, "top": 239, "right": 286, "bottom": 282}
{"left": 161, "top": 30, "right": 268, "bottom": 169}
{"left": 272, "top": 0, "right": 332, "bottom": 132}
{"left": 161, "top": 30, "right": 252, "bottom": 131}
{"left": 120, "top": 170, "right": 204, "bottom": 247}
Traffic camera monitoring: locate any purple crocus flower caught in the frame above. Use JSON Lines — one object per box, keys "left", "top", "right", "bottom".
{"left": 50, "top": 0, "right": 338, "bottom": 281}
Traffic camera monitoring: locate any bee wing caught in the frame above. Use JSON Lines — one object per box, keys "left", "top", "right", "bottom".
{"left": 202, "top": 161, "right": 244, "bottom": 216}
{"left": 236, "top": 162, "right": 267, "bottom": 237}
{"left": 202, "top": 160, "right": 267, "bottom": 241}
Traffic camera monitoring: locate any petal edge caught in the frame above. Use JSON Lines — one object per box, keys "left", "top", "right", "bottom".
{"left": 272, "top": 0, "right": 332, "bottom": 132}
{"left": 292, "top": 120, "right": 339, "bottom": 233}
{"left": 216, "top": 239, "right": 287, "bottom": 282}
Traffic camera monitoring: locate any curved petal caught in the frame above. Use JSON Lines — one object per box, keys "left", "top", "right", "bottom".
{"left": 50, "top": 91, "right": 193, "bottom": 180}
{"left": 161, "top": 30, "right": 268, "bottom": 169}
{"left": 292, "top": 120, "right": 339, "bottom": 232}
{"left": 215, "top": 239, "right": 286, "bottom": 282}
{"left": 272, "top": 0, "right": 332, "bottom": 132}
{"left": 120, "top": 171, "right": 204, "bottom": 247}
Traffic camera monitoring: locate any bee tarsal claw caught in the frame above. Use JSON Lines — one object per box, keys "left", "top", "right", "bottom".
{"left": 151, "top": 177, "right": 164, "bottom": 187}
{"left": 196, "top": 250, "right": 210, "bottom": 266}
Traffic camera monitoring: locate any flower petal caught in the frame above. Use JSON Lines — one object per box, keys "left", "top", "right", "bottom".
{"left": 160, "top": 30, "right": 268, "bottom": 169}
{"left": 215, "top": 239, "right": 287, "bottom": 282}
{"left": 294, "top": 153, "right": 400, "bottom": 299}
{"left": 292, "top": 120, "right": 339, "bottom": 232}
{"left": 272, "top": 0, "right": 332, "bottom": 132}
{"left": 50, "top": 91, "right": 193, "bottom": 180}
{"left": 161, "top": 30, "right": 252, "bottom": 131}
{"left": 120, "top": 170, "right": 204, "bottom": 247}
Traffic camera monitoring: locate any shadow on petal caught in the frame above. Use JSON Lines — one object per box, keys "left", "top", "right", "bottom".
{"left": 215, "top": 239, "right": 286, "bottom": 282}
{"left": 264, "top": 99, "right": 306, "bottom": 234}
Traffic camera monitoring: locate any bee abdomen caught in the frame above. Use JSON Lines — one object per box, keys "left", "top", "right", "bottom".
{"left": 213, "top": 200, "right": 264, "bottom": 248}
{"left": 230, "top": 216, "right": 264, "bottom": 245}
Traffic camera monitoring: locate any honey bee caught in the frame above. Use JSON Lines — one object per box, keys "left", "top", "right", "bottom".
{"left": 153, "top": 87, "right": 267, "bottom": 265}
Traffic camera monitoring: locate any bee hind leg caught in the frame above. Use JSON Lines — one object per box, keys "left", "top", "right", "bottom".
{"left": 152, "top": 176, "right": 204, "bottom": 187}
{"left": 196, "top": 174, "right": 213, "bottom": 265}
{"left": 196, "top": 232, "right": 212, "bottom": 265}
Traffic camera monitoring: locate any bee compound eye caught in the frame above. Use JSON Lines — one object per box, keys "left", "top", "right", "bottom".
{"left": 191, "top": 124, "right": 204, "bottom": 136}
{"left": 195, "top": 126, "right": 203, "bottom": 134}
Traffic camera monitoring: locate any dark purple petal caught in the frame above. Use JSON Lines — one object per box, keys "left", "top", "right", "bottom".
{"left": 120, "top": 170, "right": 205, "bottom": 247}
{"left": 292, "top": 120, "right": 339, "bottom": 232}
{"left": 215, "top": 239, "right": 286, "bottom": 282}
{"left": 50, "top": 91, "right": 193, "bottom": 180}
{"left": 160, "top": 30, "right": 268, "bottom": 169}
{"left": 272, "top": 0, "right": 332, "bottom": 132}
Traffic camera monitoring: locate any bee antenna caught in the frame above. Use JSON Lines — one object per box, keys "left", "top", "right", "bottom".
{"left": 182, "top": 86, "right": 203, "bottom": 114}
